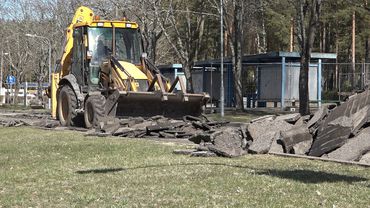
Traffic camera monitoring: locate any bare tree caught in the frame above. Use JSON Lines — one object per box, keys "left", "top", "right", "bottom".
{"left": 230, "top": 0, "right": 244, "bottom": 110}
{"left": 208, "top": 0, "right": 258, "bottom": 110}
{"left": 112, "top": 0, "right": 164, "bottom": 64}
{"left": 4, "top": 33, "right": 32, "bottom": 103}
{"left": 154, "top": 0, "right": 207, "bottom": 92}
{"left": 295, "top": 0, "right": 322, "bottom": 115}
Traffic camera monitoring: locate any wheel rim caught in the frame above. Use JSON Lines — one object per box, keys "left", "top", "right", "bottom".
{"left": 61, "top": 92, "right": 69, "bottom": 121}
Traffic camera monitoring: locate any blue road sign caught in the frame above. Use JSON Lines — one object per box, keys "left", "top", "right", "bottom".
{"left": 6, "top": 75, "right": 16, "bottom": 85}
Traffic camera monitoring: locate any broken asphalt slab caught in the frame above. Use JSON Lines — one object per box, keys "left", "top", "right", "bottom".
{"left": 310, "top": 89, "right": 370, "bottom": 157}
{"left": 248, "top": 119, "right": 293, "bottom": 154}
{"left": 279, "top": 125, "right": 312, "bottom": 154}
{"left": 327, "top": 127, "right": 370, "bottom": 161}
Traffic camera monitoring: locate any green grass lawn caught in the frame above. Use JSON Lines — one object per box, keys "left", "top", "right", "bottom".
{"left": 0, "top": 127, "right": 369, "bottom": 207}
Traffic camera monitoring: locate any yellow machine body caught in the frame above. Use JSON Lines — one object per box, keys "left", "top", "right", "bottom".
{"left": 51, "top": 6, "right": 209, "bottom": 124}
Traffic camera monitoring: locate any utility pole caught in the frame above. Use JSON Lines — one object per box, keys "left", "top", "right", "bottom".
{"left": 335, "top": 37, "right": 339, "bottom": 90}
{"left": 0, "top": 51, "right": 9, "bottom": 102}
{"left": 48, "top": 40, "right": 51, "bottom": 109}
{"left": 352, "top": 11, "right": 356, "bottom": 88}
{"left": 220, "top": 0, "right": 225, "bottom": 117}
{"left": 0, "top": 50, "right": 3, "bottom": 96}
{"left": 290, "top": 18, "right": 294, "bottom": 52}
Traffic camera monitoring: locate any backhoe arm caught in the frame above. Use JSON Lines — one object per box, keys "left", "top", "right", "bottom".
{"left": 59, "top": 6, "right": 94, "bottom": 77}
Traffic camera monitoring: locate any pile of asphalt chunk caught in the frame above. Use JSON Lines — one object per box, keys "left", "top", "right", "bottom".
{"left": 0, "top": 117, "right": 59, "bottom": 128}
{"left": 85, "top": 114, "right": 248, "bottom": 157}
{"left": 0, "top": 111, "right": 60, "bottom": 128}
{"left": 88, "top": 115, "right": 231, "bottom": 139}
{"left": 306, "top": 89, "right": 370, "bottom": 164}
{"left": 183, "top": 114, "right": 297, "bottom": 158}
{"left": 89, "top": 114, "right": 251, "bottom": 157}
{"left": 182, "top": 89, "right": 370, "bottom": 163}
{"left": 0, "top": 119, "right": 30, "bottom": 127}
{"left": 187, "top": 124, "right": 248, "bottom": 157}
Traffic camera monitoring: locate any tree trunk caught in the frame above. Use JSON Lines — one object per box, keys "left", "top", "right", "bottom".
{"left": 182, "top": 61, "right": 194, "bottom": 93}
{"left": 296, "top": 0, "right": 321, "bottom": 115}
{"left": 37, "top": 78, "right": 43, "bottom": 100}
{"left": 233, "top": 1, "right": 243, "bottom": 110}
{"left": 233, "top": 55, "right": 243, "bottom": 109}
{"left": 14, "top": 74, "right": 21, "bottom": 105}
{"left": 299, "top": 55, "right": 310, "bottom": 115}
{"left": 323, "top": 23, "right": 326, "bottom": 52}
{"left": 150, "top": 32, "right": 157, "bottom": 64}
{"left": 194, "top": 16, "right": 205, "bottom": 61}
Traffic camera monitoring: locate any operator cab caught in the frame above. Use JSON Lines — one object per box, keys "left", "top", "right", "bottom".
{"left": 88, "top": 27, "right": 142, "bottom": 65}
{"left": 71, "top": 22, "right": 143, "bottom": 88}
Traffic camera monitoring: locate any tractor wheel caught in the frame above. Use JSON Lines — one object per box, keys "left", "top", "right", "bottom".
{"left": 57, "top": 85, "right": 79, "bottom": 126}
{"left": 84, "top": 95, "right": 106, "bottom": 128}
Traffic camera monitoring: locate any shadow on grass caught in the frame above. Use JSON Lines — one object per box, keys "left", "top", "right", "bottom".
{"left": 76, "top": 162, "right": 368, "bottom": 184}
{"left": 256, "top": 169, "right": 367, "bottom": 184}
{"left": 76, "top": 168, "right": 125, "bottom": 174}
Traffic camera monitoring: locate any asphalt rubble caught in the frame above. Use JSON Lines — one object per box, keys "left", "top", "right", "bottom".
{"left": 2, "top": 89, "right": 370, "bottom": 165}
{"left": 175, "top": 88, "right": 370, "bottom": 165}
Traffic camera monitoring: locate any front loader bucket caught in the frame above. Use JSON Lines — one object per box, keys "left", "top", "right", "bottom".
{"left": 114, "top": 91, "right": 209, "bottom": 118}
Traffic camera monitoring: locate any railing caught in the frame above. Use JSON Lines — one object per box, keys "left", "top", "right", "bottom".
{"left": 195, "top": 62, "right": 370, "bottom": 109}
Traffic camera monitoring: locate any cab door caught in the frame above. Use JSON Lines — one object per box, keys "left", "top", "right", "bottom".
{"left": 72, "top": 27, "right": 85, "bottom": 85}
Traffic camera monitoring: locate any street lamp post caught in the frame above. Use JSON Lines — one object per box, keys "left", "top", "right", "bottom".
{"left": 25, "top": 33, "right": 52, "bottom": 109}
{"left": 220, "top": 0, "right": 224, "bottom": 117}
{"left": 0, "top": 51, "right": 9, "bottom": 98}
{"left": 1, "top": 50, "right": 4, "bottom": 96}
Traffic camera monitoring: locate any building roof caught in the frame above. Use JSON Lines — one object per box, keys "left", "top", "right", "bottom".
{"left": 194, "top": 51, "right": 337, "bottom": 67}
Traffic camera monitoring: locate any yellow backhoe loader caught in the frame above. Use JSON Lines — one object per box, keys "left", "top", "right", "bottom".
{"left": 50, "top": 6, "right": 209, "bottom": 127}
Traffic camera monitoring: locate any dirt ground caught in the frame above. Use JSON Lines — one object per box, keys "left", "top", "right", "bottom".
{"left": 0, "top": 107, "right": 266, "bottom": 148}
{"left": 3, "top": 104, "right": 369, "bottom": 165}
{"left": 0, "top": 108, "right": 51, "bottom": 125}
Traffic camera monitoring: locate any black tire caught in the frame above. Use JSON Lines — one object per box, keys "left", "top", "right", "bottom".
{"left": 84, "top": 95, "right": 106, "bottom": 128}
{"left": 58, "top": 85, "right": 79, "bottom": 126}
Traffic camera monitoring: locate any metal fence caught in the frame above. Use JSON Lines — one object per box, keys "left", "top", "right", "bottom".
{"left": 321, "top": 63, "right": 370, "bottom": 99}
{"left": 3, "top": 62, "right": 369, "bottom": 108}
{"left": 246, "top": 62, "right": 370, "bottom": 105}
{"left": 195, "top": 62, "right": 370, "bottom": 109}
